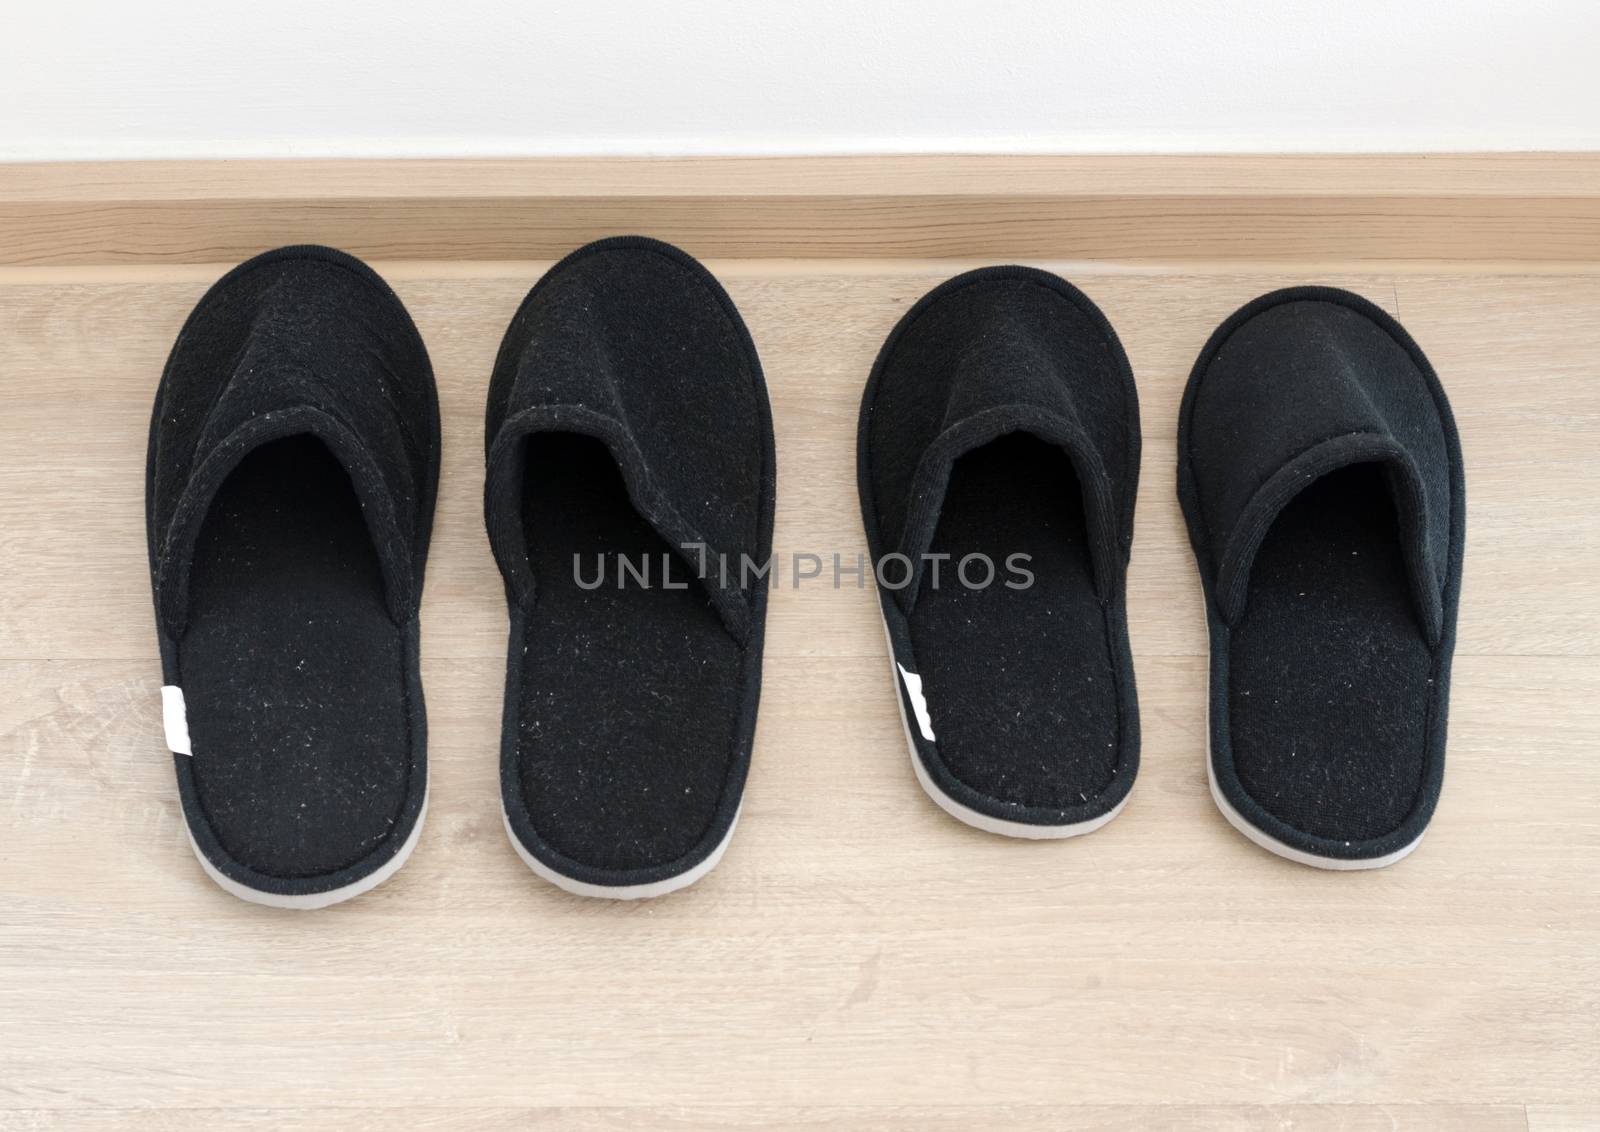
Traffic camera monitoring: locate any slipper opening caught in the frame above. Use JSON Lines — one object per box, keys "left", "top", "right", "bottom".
{"left": 1226, "top": 461, "right": 1434, "bottom": 842}
{"left": 179, "top": 434, "right": 412, "bottom": 880}
{"left": 908, "top": 432, "right": 1121, "bottom": 810}
{"left": 512, "top": 431, "right": 741, "bottom": 873}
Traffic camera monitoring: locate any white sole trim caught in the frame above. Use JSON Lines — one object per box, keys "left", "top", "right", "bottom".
{"left": 880, "top": 615, "right": 1128, "bottom": 840}
{"left": 501, "top": 803, "right": 739, "bottom": 900}
{"left": 1205, "top": 755, "right": 1423, "bottom": 870}
{"left": 184, "top": 793, "right": 428, "bottom": 910}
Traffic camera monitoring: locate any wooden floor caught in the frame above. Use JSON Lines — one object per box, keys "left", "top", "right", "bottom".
{"left": 1, "top": 260, "right": 1597, "bottom": 1131}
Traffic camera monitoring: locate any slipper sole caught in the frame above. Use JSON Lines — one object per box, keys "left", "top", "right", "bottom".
{"left": 185, "top": 795, "right": 428, "bottom": 909}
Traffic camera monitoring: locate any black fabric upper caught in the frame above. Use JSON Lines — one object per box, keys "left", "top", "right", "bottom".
{"left": 1184, "top": 296, "right": 1452, "bottom": 647}
{"left": 1179, "top": 286, "right": 1465, "bottom": 861}
{"left": 863, "top": 270, "right": 1137, "bottom": 614}
{"left": 149, "top": 247, "right": 436, "bottom": 640}
{"left": 484, "top": 240, "right": 766, "bottom": 644}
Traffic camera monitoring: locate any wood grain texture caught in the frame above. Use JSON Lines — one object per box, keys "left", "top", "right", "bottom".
{"left": 0, "top": 261, "right": 1596, "bottom": 1127}
{"left": 2, "top": 154, "right": 1599, "bottom": 265}
{"left": 0, "top": 1104, "right": 1538, "bottom": 1131}
{"left": 1526, "top": 1108, "right": 1600, "bottom": 1131}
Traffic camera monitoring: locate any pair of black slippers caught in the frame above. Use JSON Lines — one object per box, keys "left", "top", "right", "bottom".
{"left": 148, "top": 239, "right": 770, "bottom": 907}
{"left": 146, "top": 242, "right": 1461, "bottom": 909}
{"left": 864, "top": 268, "right": 1464, "bottom": 871}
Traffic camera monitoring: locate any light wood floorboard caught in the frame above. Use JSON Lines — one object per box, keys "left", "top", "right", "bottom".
{"left": 1, "top": 261, "right": 1595, "bottom": 1125}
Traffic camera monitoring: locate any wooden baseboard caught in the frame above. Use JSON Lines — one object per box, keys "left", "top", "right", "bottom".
{"left": 2, "top": 153, "right": 1598, "bottom": 266}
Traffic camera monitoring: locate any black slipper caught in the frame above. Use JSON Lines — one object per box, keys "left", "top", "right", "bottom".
{"left": 857, "top": 266, "right": 1141, "bottom": 837}
{"left": 1178, "top": 287, "right": 1465, "bottom": 869}
{"left": 146, "top": 246, "right": 439, "bottom": 908}
{"left": 484, "top": 237, "right": 775, "bottom": 898}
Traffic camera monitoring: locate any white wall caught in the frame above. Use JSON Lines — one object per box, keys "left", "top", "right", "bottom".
{"left": 3, "top": 0, "right": 1597, "bottom": 160}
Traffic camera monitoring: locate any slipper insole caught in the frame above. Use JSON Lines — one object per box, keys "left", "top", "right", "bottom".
{"left": 908, "top": 433, "right": 1119, "bottom": 808}
{"left": 515, "top": 433, "right": 740, "bottom": 871}
{"left": 1227, "top": 463, "right": 1433, "bottom": 839}
{"left": 181, "top": 435, "right": 409, "bottom": 878}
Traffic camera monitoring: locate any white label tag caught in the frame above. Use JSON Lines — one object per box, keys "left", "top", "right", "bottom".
{"left": 896, "top": 664, "right": 937, "bottom": 742}
{"left": 161, "top": 685, "right": 193, "bottom": 756}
